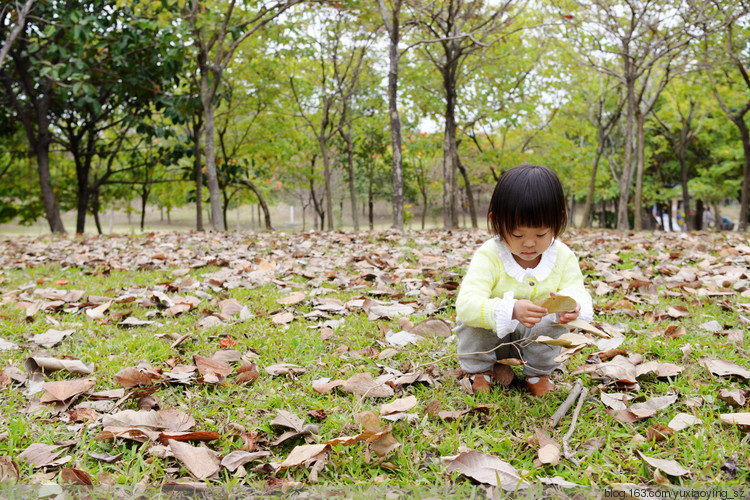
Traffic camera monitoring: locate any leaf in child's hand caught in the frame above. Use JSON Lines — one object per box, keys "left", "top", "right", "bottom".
{"left": 535, "top": 294, "right": 576, "bottom": 313}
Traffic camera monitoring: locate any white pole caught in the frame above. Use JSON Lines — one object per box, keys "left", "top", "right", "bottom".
{"left": 290, "top": 205, "right": 294, "bottom": 224}
{"left": 236, "top": 204, "right": 240, "bottom": 232}
{"left": 109, "top": 208, "right": 114, "bottom": 234}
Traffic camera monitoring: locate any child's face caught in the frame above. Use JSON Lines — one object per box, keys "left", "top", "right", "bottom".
{"left": 502, "top": 225, "right": 554, "bottom": 269}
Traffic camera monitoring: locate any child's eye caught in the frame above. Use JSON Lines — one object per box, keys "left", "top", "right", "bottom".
{"left": 512, "top": 234, "right": 522, "bottom": 238}
{"left": 537, "top": 233, "right": 548, "bottom": 237}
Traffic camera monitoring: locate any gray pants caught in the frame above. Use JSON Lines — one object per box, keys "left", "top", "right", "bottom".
{"left": 456, "top": 316, "right": 567, "bottom": 376}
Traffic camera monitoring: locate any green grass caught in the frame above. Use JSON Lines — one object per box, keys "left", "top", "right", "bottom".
{"left": 0, "top": 229, "right": 749, "bottom": 497}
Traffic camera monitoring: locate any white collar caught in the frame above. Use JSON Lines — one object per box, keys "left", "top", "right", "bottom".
{"left": 494, "top": 236, "right": 557, "bottom": 282}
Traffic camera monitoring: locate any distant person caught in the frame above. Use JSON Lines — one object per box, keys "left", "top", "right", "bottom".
{"left": 703, "top": 210, "right": 715, "bottom": 229}
{"left": 454, "top": 165, "right": 593, "bottom": 397}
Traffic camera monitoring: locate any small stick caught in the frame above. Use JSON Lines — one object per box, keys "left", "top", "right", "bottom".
{"left": 562, "top": 384, "right": 589, "bottom": 466}
{"left": 549, "top": 379, "right": 583, "bottom": 428}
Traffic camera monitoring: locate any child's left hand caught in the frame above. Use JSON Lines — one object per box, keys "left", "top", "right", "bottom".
{"left": 557, "top": 304, "right": 580, "bottom": 324}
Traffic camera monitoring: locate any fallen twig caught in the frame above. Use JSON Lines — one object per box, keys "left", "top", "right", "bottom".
{"left": 562, "top": 383, "right": 589, "bottom": 466}
{"left": 549, "top": 379, "right": 583, "bottom": 428}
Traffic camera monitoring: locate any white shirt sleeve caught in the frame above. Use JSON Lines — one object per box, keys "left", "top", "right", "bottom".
{"left": 493, "top": 291, "right": 519, "bottom": 339}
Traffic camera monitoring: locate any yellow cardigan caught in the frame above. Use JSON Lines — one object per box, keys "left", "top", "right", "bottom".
{"left": 456, "top": 237, "right": 593, "bottom": 338}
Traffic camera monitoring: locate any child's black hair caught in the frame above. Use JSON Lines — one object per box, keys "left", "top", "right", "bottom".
{"left": 487, "top": 164, "right": 568, "bottom": 241}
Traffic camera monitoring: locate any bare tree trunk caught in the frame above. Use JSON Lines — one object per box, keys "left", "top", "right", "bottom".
{"left": 193, "top": 119, "right": 204, "bottom": 231}
{"left": 633, "top": 113, "right": 646, "bottom": 231}
{"left": 456, "top": 155, "right": 477, "bottom": 228}
{"left": 378, "top": 0, "right": 404, "bottom": 231}
{"left": 239, "top": 179, "right": 273, "bottom": 230}
{"left": 343, "top": 124, "right": 359, "bottom": 231}
{"left": 199, "top": 72, "right": 224, "bottom": 231}
{"left": 443, "top": 78, "right": 457, "bottom": 229}
{"left": 737, "top": 119, "right": 750, "bottom": 231}
{"left": 617, "top": 82, "right": 637, "bottom": 231}
{"left": 580, "top": 143, "right": 605, "bottom": 228}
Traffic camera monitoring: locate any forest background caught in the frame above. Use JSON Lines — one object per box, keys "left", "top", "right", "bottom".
{"left": 0, "top": 0, "right": 748, "bottom": 236}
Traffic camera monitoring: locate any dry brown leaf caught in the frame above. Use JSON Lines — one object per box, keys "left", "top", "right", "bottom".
{"left": 535, "top": 294, "right": 577, "bottom": 313}
{"left": 718, "top": 388, "right": 748, "bottom": 407}
{"left": 277, "top": 291, "right": 307, "bottom": 305}
{"left": 667, "top": 413, "right": 702, "bottom": 431}
{"left": 40, "top": 377, "right": 95, "bottom": 403}
{"left": 629, "top": 394, "right": 678, "bottom": 418}
{"left": 265, "top": 363, "right": 305, "bottom": 376}
{"left": 646, "top": 424, "right": 674, "bottom": 442}
{"left": 341, "top": 372, "right": 394, "bottom": 398}
{"left": 18, "top": 443, "right": 69, "bottom": 468}
{"left": 409, "top": 318, "right": 452, "bottom": 338}
{"left": 168, "top": 440, "right": 220, "bottom": 479}
{"left": 59, "top": 467, "right": 93, "bottom": 485}
{"left": 85, "top": 301, "right": 112, "bottom": 319}
{"left": 25, "top": 356, "right": 93, "bottom": 375}
{"left": 0, "top": 456, "right": 20, "bottom": 482}
{"left": 700, "top": 358, "right": 750, "bottom": 379}
{"left": 31, "top": 329, "right": 75, "bottom": 348}
{"left": 221, "top": 450, "right": 271, "bottom": 472}
{"left": 271, "top": 311, "right": 294, "bottom": 325}
{"left": 194, "top": 355, "right": 232, "bottom": 378}
{"left": 278, "top": 444, "right": 329, "bottom": 469}
{"left": 380, "top": 395, "right": 418, "bottom": 416}
{"left": 636, "top": 361, "right": 684, "bottom": 379}
{"left": 637, "top": 451, "right": 690, "bottom": 477}
{"left": 596, "top": 355, "right": 638, "bottom": 384}
{"left": 113, "top": 366, "right": 160, "bottom": 388}
{"left": 443, "top": 450, "right": 528, "bottom": 491}
{"left": 719, "top": 413, "right": 750, "bottom": 429}
{"left": 235, "top": 361, "right": 260, "bottom": 385}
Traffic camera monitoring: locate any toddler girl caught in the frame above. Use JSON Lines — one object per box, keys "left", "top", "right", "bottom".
{"left": 455, "top": 164, "right": 593, "bottom": 396}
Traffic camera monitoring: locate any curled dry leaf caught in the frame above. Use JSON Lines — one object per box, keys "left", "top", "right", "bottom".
{"left": 443, "top": 450, "right": 528, "bottom": 491}
{"left": 700, "top": 358, "right": 750, "bottom": 379}
{"left": 221, "top": 450, "right": 271, "bottom": 472}
{"left": 25, "top": 356, "right": 94, "bottom": 375}
{"left": 718, "top": 388, "right": 747, "bottom": 407}
{"left": 235, "top": 361, "right": 260, "bottom": 385}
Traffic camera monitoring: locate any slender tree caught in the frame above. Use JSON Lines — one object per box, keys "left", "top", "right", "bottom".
{"left": 184, "top": 0, "right": 300, "bottom": 231}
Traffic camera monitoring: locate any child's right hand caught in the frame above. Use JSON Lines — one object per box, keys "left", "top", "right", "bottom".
{"left": 513, "top": 300, "right": 548, "bottom": 329}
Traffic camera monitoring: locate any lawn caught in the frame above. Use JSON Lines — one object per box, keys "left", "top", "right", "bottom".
{"left": 0, "top": 229, "right": 748, "bottom": 498}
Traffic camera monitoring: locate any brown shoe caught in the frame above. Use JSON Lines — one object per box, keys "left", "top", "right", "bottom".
{"left": 471, "top": 373, "right": 492, "bottom": 393}
{"left": 525, "top": 375, "right": 554, "bottom": 397}
{"left": 492, "top": 363, "right": 515, "bottom": 386}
